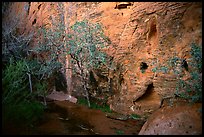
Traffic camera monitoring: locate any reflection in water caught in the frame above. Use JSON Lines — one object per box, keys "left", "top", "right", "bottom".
{"left": 3, "top": 101, "right": 145, "bottom": 135}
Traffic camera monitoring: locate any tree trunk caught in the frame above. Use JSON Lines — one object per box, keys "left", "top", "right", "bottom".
{"left": 80, "top": 67, "right": 91, "bottom": 108}
{"left": 63, "top": 3, "right": 73, "bottom": 94}
{"left": 83, "top": 81, "right": 91, "bottom": 108}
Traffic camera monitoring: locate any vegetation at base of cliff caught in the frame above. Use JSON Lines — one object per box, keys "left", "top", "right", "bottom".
{"left": 115, "top": 129, "right": 124, "bottom": 135}
{"left": 2, "top": 3, "right": 62, "bottom": 126}
{"left": 77, "top": 97, "right": 112, "bottom": 113}
{"left": 2, "top": 58, "right": 46, "bottom": 126}
{"left": 2, "top": 2, "right": 113, "bottom": 126}
{"left": 67, "top": 19, "right": 112, "bottom": 107}
{"left": 37, "top": 6, "right": 113, "bottom": 107}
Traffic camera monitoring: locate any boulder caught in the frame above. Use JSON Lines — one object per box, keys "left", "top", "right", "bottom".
{"left": 46, "top": 91, "right": 77, "bottom": 103}
{"left": 138, "top": 102, "right": 202, "bottom": 135}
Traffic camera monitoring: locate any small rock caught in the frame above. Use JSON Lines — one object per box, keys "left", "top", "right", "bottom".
{"left": 66, "top": 95, "right": 78, "bottom": 103}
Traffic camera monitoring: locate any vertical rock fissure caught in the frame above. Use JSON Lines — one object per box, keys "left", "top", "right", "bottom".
{"left": 27, "top": 2, "right": 31, "bottom": 15}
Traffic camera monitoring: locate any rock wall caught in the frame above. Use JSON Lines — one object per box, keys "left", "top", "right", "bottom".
{"left": 77, "top": 2, "right": 202, "bottom": 116}
{"left": 6, "top": 2, "right": 202, "bottom": 115}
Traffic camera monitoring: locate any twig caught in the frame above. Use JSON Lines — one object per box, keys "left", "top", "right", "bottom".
{"left": 27, "top": 72, "right": 32, "bottom": 93}
{"left": 43, "top": 93, "right": 47, "bottom": 106}
{"left": 25, "top": 62, "right": 33, "bottom": 93}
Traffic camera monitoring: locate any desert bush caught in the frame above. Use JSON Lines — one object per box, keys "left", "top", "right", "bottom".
{"left": 2, "top": 58, "right": 45, "bottom": 126}
{"left": 2, "top": 3, "right": 50, "bottom": 125}
{"left": 67, "top": 19, "right": 111, "bottom": 107}
{"left": 77, "top": 97, "right": 112, "bottom": 113}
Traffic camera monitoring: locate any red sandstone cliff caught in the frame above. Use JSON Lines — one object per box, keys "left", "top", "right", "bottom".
{"left": 4, "top": 2, "right": 202, "bottom": 116}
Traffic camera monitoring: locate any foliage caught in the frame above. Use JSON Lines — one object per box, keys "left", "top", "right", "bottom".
{"left": 31, "top": 24, "right": 66, "bottom": 93}
{"left": 34, "top": 26, "right": 63, "bottom": 79}
{"left": 115, "top": 129, "right": 124, "bottom": 135}
{"left": 190, "top": 43, "right": 202, "bottom": 72}
{"left": 2, "top": 4, "right": 50, "bottom": 127}
{"left": 77, "top": 97, "right": 112, "bottom": 113}
{"left": 160, "top": 66, "right": 168, "bottom": 73}
{"left": 67, "top": 19, "right": 111, "bottom": 107}
{"left": 3, "top": 59, "right": 27, "bottom": 105}
{"left": 33, "top": 5, "right": 112, "bottom": 107}
{"left": 129, "top": 114, "right": 141, "bottom": 120}
{"left": 152, "top": 66, "right": 168, "bottom": 74}
{"left": 151, "top": 43, "right": 202, "bottom": 103}
{"left": 175, "top": 43, "right": 202, "bottom": 103}
{"left": 2, "top": 2, "right": 33, "bottom": 66}
{"left": 3, "top": 100, "right": 44, "bottom": 126}
{"left": 151, "top": 67, "right": 157, "bottom": 73}
{"left": 2, "top": 58, "right": 45, "bottom": 126}
{"left": 67, "top": 19, "right": 110, "bottom": 71}
{"left": 168, "top": 56, "right": 180, "bottom": 68}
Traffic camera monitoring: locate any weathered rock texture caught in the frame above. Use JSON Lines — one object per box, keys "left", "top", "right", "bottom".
{"left": 5, "top": 2, "right": 202, "bottom": 116}
{"left": 138, "top": 102, "right": 202, "bottom": 135}
{"left": 75, "top": 2, "right": 202, "bottom": 116}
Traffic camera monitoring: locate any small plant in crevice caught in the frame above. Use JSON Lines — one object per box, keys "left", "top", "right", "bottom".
{"left": 151, "top": 67, "right": 158, "bottom": 73}
{"left": 160, "top": 66, "right": 168, "bottom": 73}
{"left": 129, "top": 113, "right": 141, "bottom": 120}
{"left": 168, "top": 56, "right": 183, "bottom": 75}
{"left": 150, "top": 43, "right": 202, "bottom": 104}
{"left": 152, "top": 66, "right": 168, "bottom": 74}
{"left": 189, "top": 43, "right": 202, "bottom": 72}
{"left": 174, "top": 43, "right": 202, "bottom": 103}
{"left": 175, "top": 72, "right": 202, "bottom": 103}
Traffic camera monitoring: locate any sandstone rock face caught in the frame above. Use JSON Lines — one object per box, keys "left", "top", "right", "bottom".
{"left": 138, "top": 102, "right": 202, "bottom": 135}
{"left": 83, "top": 2, "right": 202, "bottom": 116}
{"left": 6, "top": 2, "right": 202, "bottom": 116}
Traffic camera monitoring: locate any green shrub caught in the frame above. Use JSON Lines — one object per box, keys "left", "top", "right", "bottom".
{"left": 3, "top": 100, "right": 44, "bottom": 126}
{"left": 77, "top": 97, "right": 112, "bottom": 113}
{"left": 175, "top": 43, "right": 202, "bottom": 103}
{"left": 115, "top": 129, "right": 124, "bottom": 135}
{"left": 152, "top": 67, "right": 158, "bottom": 73}
{"left": 2, "top": 58, "right": 28, "bottom": 104}
{"left": 190, "top": 43, "right": 202, "bottom": 72}
{"left": 2, "top": 58, "right": 45, "bottom": 126}
{"left": 67, "top": 20, "right": 111, "bottom": 107}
